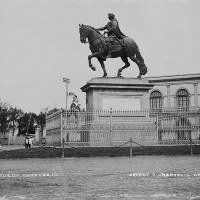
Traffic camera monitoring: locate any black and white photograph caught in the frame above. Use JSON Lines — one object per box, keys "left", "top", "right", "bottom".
{"left": 0, "top": 0, "right": 200, "bottom": 199}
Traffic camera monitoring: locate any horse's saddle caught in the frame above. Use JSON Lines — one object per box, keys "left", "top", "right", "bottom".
{"left": 105, "top": 35, "right": 123, "bottom": 53}
{"left": 89, "top": 35, "right": 126, "bottom": 57}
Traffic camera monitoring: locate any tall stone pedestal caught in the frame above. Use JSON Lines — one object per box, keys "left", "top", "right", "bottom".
{"left": 81, "top": 77, "right": 154, "bottom": 111}
{"left": 80, "top": 77, "right": 156, "bottom": 147}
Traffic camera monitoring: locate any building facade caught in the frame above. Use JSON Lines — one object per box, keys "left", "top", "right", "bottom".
{"left": 146, "top": 73, "right": 200, "bottom": 110}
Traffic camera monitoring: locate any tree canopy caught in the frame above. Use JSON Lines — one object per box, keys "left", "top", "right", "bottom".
{"left": 0, "top": 92, "right": 81, "bottom": 136}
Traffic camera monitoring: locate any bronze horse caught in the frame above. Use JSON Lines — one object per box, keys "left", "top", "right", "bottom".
{"left": 79, "top": 24, "right": 147, "bottom": 78}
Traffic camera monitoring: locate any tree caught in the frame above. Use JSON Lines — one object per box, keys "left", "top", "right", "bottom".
{"left": 9, "top": 107, "right": 23, "bottom": 136}
{"left": 43, "top": 106, "right": 59, "bottom": 116}
{"left": 47, "top": 108, "right": 59, "bottom": 115}
{"left": 41, "top": 106, "right": 50, "bottom": 115}
{"left": 0, "top": 100, "right": 11, "bottom": 137}
{"left": 18, "top": 112, "right": 37, "bottom": 135}
{"left": 0, "top": 99, "right": 48, "bottom": 137}
{"left": 0, "top": 107, "right": 10, "bottom": 136}
{"left": 35, "top": 111, "right": 46, "bottom": 136}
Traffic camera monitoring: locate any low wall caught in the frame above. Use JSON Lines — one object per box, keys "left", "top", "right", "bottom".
{"left": 46, "top": 128, "right": 61, "bottom": 146}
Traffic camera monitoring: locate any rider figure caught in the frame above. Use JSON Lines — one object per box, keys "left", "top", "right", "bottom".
{"left": 96, "top": 13, "right": 127, "bottom": 59}
{"left": 96, "top": 13, "right": 126, "bottom": 39}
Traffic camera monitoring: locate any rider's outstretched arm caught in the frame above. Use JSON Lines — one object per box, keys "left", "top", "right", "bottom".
{"left": 96, "top": 26, "right": 106, "bottom": 31}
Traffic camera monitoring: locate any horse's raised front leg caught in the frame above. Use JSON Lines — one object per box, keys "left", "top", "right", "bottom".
{"left": 88, "top": 54, "right": 96, "bottom": 71}
{"left": 88, "top": 52, "right": 103, "bottom": 71}
{"left": 97, "top": 58, "right": 107, "bottom": 77}
{"left": 118, "top": 56, "right": 130, "bottom": 77}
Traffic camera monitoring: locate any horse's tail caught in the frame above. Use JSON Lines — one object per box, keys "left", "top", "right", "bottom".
{"left": 136, "top": 47, "right": 147, "bottom": 75}
{"left": 135, "top": 47, "right": 144, "bottom": 64}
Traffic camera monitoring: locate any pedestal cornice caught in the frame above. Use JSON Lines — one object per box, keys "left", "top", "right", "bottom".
{"left": 81, "top": 77, "right": 154, "bottom": 92}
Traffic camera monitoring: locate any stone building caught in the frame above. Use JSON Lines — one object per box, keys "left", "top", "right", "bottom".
{"left": 145, "top": 73, "right": 200, "bottom": 110}
{"left": 145, "top": 73, "right": 200, "bottom": 142}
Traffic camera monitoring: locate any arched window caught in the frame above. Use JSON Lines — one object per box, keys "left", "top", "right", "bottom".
{"left": 150, "top": 91, "right": 162, "bottom": 110}
{"left": 176, "top": 89, "right": 189, "bottom": 109}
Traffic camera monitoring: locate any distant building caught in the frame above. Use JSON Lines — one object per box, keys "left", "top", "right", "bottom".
{"left": 0, "top": 126, "right": 44, "bottom": 146}
{"left": 0, "top": 129, "right": 25, "bottom": 145}
{"left": 45, "top": 109, "right": 64, "bottom": 146}
{"left": 145, "top": 73, "right": 200, "bottom": 110}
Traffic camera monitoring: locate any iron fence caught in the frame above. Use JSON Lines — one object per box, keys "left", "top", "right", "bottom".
{"left": 45, "top": 109, "right": 199, "bottom": 147}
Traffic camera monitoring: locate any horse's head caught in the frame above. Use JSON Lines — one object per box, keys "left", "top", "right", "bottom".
{"left": 79, "top": 24, "right": 100, "bottom": 43}
{"left": 79, "top": 24, "right": 90, "bottom": 43}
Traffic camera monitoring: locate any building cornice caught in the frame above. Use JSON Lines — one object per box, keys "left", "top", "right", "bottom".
{"left": 144, "top": 73, "right": 200, "bottom": 84}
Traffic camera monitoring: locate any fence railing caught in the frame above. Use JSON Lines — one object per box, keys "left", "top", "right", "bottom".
{"left": 46, "top": 109, "right": 200, "bottom": 147}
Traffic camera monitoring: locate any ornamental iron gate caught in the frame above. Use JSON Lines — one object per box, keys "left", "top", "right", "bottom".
{"left": 156, "top": 109, "right": 200, "bottom": 146}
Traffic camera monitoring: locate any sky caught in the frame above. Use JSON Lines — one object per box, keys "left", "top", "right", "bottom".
{"left": 1, "top": 0, "right": 200, "bottom": 114}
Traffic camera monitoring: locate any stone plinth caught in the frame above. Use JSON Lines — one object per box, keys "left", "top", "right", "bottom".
{"left": 81, "top": 77, "right": 154, "bottom": 111}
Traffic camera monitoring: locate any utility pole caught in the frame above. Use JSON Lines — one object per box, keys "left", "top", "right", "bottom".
{"left": 63, "top": 78, "right": 70, "bottom": 154}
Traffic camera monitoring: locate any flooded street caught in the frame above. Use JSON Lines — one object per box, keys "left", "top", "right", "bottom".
{"left": 0, "top": 156, "right": 200, "bottom": 200}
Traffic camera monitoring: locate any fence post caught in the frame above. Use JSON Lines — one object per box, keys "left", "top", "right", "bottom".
{"left": 130, "top": 137, "right": 133, "bottom": 157}
{"left": 52, "top": 116, "right": 54, "bottom": 147}
{"left": 198, "top": 109, "right": 200, "bottom": 142}
{"left": 52, "top": 132, "right": 53, "bottom": 147}
{"left": 110, "top": 108, "right": 112, "bottom": 146}
{"left": 190, "top": 139, "right": 193, "bottom": 156}
{"left": 156, "top": 113, "right": 159, "bottom": 141}
{"left": 62, "top": 138, "right": 65, "bottom": 158}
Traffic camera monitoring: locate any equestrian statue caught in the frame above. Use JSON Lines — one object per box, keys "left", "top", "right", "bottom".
{"left": 79, "top": 13, "right": 147, "bottom": 78}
